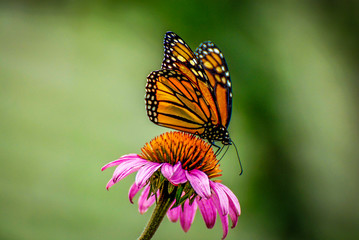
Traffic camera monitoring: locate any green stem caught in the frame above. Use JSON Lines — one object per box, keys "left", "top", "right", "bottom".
{"left": 138, "top": 184, "right": 176, "bottom": 240}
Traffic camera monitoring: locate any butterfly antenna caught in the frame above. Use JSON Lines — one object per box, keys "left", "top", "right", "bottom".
{"left": 218, "top": 144, "right": 230, "bottom": 161}
{"left": 231, "top": 140, "right": 243, "bottom": 175}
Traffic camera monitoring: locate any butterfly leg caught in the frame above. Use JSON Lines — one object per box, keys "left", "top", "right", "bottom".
{"left": 218, "top": 144, "right": 230, "bottom": 161}
{"left": 210, "top": 141, "right": 224, "bottom": 156}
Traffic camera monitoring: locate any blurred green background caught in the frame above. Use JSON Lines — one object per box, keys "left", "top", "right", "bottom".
{"left": 1, "top": 1, "right": 358, "bottom": 239}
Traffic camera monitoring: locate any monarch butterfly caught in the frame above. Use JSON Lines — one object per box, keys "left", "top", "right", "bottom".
{"left": 145, "top": 31, "right": 233, "bottom": 146}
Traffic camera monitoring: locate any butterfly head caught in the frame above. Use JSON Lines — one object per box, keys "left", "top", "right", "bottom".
{"left": 221, "top": 133, "right": 232, "bottom": 145}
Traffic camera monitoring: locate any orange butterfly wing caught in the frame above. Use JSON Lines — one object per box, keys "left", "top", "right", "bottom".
{"left": 160, "top": 32, "right": 220, "bottom": 125}
{"left": 146, "top": 69, "right": 210, "bottom": 135}
{"left": 195, "top": 41, "right": 233, "bottom": 128}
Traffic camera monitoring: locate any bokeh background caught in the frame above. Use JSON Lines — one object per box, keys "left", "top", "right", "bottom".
{"left": 1, "top": 1, "right": 358, "bottom": 239}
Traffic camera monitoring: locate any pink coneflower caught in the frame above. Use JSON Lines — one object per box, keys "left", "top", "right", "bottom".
{"left": 102, "top": 132, "right": 240, "bottom": 240}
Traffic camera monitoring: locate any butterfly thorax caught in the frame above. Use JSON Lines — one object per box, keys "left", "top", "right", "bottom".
{"left": 200, "top": 122, "right": 231, "bottom": 145}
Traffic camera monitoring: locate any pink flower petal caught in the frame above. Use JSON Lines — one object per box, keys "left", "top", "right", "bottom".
{"left": 161, "top": 163, "right": 174, "bottom": 179}
{"left": 228, "top": 201, "right": 238, "bottom": 228}
{"left": 161, "top": 162, "right": 187, "bottom": 185}
{"left": 105, "top": 178, "right": 116, "bottom": 190}
{"left": 109, "top": 159, "right": 148, "bottom": 188}
{"left": 170, "top": 162, "right": 187, "bottom": 184}
{"left": 167, "top": 204, "right": 180, "bottom": 222}
{"left": 128, "top": 182, "right": 143, "bottom": 204}
{"left": 218, "top": 208, "right": 229, "bottom": 240}
{"left": 180, "top": 199, "right": 198, "bottom": 232}
{"left": 173, "top": 161, "right": 182, "bottom": 172}
{"left": 217, "top": 183, "right": 241, "bottom": 216}
{"left": 215, "top": 183, "right": 240, "bottom": 228}
{"left": 101, "top": 154, "right": 141, "bottom": 171}
{"left": 138, "top": 185, "right": 156, "bottom": 214}
{"left": 197, "top": 197, "right": 217, "bottom": 229}
{"left": 135, "top": 162, "right": 162, "bottom": 187}
{"left": 186, "top": 169, "right": 211, "bottom": 199}
{"left": 211, "top": 192, "right": 229, "bottom": 240}
{"left": 210, "top": 181, "right": 229, "bottom": 215}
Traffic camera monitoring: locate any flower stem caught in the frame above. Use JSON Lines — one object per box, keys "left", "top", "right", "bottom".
{"left": 138, "top": 183, "right": 176, "bottom": 240}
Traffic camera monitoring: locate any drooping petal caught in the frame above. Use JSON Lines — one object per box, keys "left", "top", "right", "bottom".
{"left": 128, "top": 182, "right": 143, "bottom": 204}
{"left": 197, "top": 197, "right": 217, "bottom": 229}
{"left": 167, "top": 204, "right": 181, "bottom": 222}
{"left": 179, "top": 199, "right": 198, "bottom": 232}
{"left": 105, "top": 178, "right": 116, "bottom": 190}
{"left": 211, "top": 191, "right": 229, "bottom": 240}
{"left": 161, "top": 163, "right": 174, "bottom": 180}
{"left": 215, "top": 183, "right": 240, "bottom": 228}
{"left": 135, "top": 162, "right": 162, "bottom": 187}
{"left": 173, "top": 161, "right": 182, "bottom": 172}
{"left": 186, "top": 169, "right": 211, "bottom": 199}
{"left": 161, "top": 162, "right": 187, "bottom": 185}
{"left": 218, "top": 208, "right": 229, "bottom": 240}
{"left": 228, "top": 201, "right": 238, "bottom": 228}
{"left": 217, "top": 183, "right": 241, "bottom": 216}
{"left": 101, "top": 154, "right": 141, "bottom": 170}
{"left": 210, "top": 181, "right": 229, "bottom": 215}
{"left": 109, "top": 159, "right": 149, "bottom": 188}
{"left": 170, "top": 162, "right": 187, "bottom": 184}
{"left": 138, "top": 185, "right": 156, "bottom": 214}
{"left": 106, "top": 160, "right": 144, "bottom": 189}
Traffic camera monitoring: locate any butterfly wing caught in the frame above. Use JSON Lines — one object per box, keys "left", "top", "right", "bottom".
{"left": 160, "top": 32, "right": 221, "bottom": 125}
{"left": 161, "top": 32, "right": 206, "bottom": 85}
{"left": 195, "top": 41, "right": 233, "bottom": 128}
{"left": 146, "top": 69, "right": 212, "bottom": 135}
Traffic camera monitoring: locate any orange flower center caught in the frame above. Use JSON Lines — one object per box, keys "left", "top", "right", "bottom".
{"left": 141, "top": 131, "right": 222, "bottom": 179}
